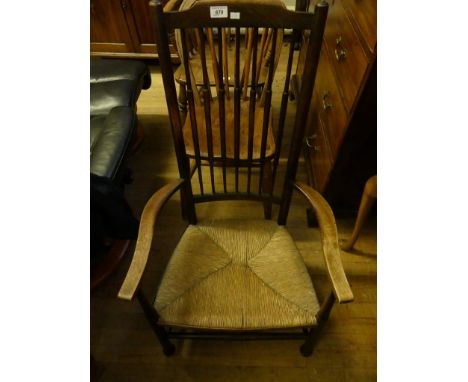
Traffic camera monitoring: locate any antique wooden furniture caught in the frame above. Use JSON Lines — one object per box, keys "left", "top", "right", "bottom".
{"left": 341, "top": 174, "right": 376, "bottom": 251}
{"left": 170, "top": 0, "right": 284, "bottom": 117}
{"left": 90, "top": 0, "right": 179, "bottom": 62}
{"left": 295, "top": 0, "right": 376, "bottom": 213}
{"left": 118, "top": 0, "right": 353, "bottom": 357}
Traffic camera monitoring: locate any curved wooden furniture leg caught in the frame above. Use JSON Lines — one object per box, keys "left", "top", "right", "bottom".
{"left": 341, "top": 175, "right": 377, "bottom": 251}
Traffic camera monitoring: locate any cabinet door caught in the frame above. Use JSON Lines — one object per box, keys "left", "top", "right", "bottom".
{"left": 126, "top": 0, "right": 157, "bottom": 55}
{"left": 126, "top": 0, "right": 180, "bottom": 61}
{"left": 90, "top": 0, "right": 135, "bottom": 54}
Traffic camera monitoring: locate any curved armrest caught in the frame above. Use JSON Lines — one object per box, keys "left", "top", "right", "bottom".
{"left": 294, "top": 182, "right": 354, "bottom": 303}
{"left": 118, "top": 180, "right": 184, "bottom": 301}
{"left": 163, "top": 0, "right": 183, "bottom": 12}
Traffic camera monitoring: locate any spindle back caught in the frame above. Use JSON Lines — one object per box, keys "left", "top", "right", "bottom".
{"left": 153, "top": 0, "right": 328, "bottom": 224}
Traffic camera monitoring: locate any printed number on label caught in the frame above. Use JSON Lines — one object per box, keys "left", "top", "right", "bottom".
{"left": 210, "top": 6, "right": 228, "bottom": 18}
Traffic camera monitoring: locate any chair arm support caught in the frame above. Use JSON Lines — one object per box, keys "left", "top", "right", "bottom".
{"left": 294, "top": 182, "right": 354, "bottom": 303}
{"left": 118, "top": 179, "right": 184, "bottom": 301}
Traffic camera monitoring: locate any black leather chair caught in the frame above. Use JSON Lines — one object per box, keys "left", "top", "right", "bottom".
{"left": 90, "top": 58, "right": 151, "bottom": 183}
{"left": 90, "top": 59, "right": 151, "bottom": 289}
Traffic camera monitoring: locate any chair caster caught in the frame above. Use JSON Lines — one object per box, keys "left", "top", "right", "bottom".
{"left": 163, "top": 343, "right": 176, "bottom": 357}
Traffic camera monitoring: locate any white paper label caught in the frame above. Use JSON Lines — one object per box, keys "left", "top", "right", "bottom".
{"left": 210, "top": 6, "right": 228, "bottom": 18}
{"left": 230, "top": 12, "right": 240, "bottom": 19}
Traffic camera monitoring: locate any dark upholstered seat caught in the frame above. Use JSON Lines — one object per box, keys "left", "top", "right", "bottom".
{"left": 90, "top": 107, "right": 136, "bottom": 179}
{"left": 91, "top": 59, "right": 152, "bottom": 87}
{"left": 90, "top": 59, "right": 151, "bottom": 181}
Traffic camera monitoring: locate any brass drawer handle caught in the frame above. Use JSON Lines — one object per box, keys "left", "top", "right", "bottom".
{"left": 305, "top": 135, "right": 320, "bottom": 152}
{"left": 335, "top": 36, "right": 347, "bottom": 62}
{"left": 305, "top": 134, "right": 317, "bottom": 148}
{"left": 322, "top": 91, "right": 332, "bottom": 110}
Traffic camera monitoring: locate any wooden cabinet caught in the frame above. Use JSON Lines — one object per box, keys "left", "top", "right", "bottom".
{"left": 90, "top": 0, "right": 180, "bottom": 62}
{"left": 301, "top": 0, "right": 376, "bottom": 213}
{"left": 90, "top": 0, "right": 135, "bottom": 55}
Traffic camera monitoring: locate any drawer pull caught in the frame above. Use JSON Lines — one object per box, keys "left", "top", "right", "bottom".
{"left": 335, "top": 36, "right": 347, "bottom": 62}
{"left": 305, "top": 134, "right": 317, "bottom": 148}
{"left": 322, "top": 92, "right": 332, "bottom": 110}
{"left": 305, "top": 136, "right": 320, "bottom": 152}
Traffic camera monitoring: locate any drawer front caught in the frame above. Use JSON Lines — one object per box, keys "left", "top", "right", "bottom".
{"left": 322, "top": 0, "right": 368, "bottom": 112}
{"left": 306, "top": 120, "right": 334, "bottom": 192}
{"left": 315, "top": 47, "right": 348, "bottom": 159}
{"left": 343, "top": 0, "right": 377, "bottom": 55}
{"left": 305, "top": 90, "right": 334, "bottom": 192}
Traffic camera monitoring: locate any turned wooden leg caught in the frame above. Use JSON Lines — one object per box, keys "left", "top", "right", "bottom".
{"left": 342, "top": 175, "right": 377, "bottom": 251}
{"left": 262, "top": 160, "right": 273, "bottom": 219}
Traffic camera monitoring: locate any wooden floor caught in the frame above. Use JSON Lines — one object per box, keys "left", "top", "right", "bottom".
{"left": 90, "top": 62, "right": 377, "bottom": 381}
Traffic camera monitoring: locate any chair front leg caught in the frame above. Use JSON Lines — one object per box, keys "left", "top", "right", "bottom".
{"left": 137, "top": 289, "right": 176, "bottom": 356}
{"left": 300, "top": 291, "right": 335, "bottom": 357}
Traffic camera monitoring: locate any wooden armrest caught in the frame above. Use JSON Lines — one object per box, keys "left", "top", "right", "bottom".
{"left": 118, "top": 180, "right": 184, "bottom": 301}
{"left": 294, "top": 182, "right": 354, "bottom": 303}
{"left": 163, "top": 0, "right": 180, "bottom": 12}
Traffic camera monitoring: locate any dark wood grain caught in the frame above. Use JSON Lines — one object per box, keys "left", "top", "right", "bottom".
{"left": 91, "top": 0, "right": 180, "bottom": 61}
{"left": 90, "top": 0, "right": 135, "bottom": 54}
{"left": 247, "top": 28, "right": 258, "bottom": 194}
{"left": 165, "top": 0, "right": 320, "bottom": 29}
{"left": 301, "top": 0, "right": 377, "bottom": 214}
{"left": 217, "top": 27, "right": 228, "bottom": 193}
{"left": 126, "top": 0, "right": 157, "bottom": 54}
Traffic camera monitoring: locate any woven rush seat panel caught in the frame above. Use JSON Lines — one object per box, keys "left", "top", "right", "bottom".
{"left": 154, "top": 219, "right": 320, "bottom": 330}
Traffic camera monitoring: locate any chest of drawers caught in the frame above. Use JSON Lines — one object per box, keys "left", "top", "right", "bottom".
{"left": 301, "top": 0, "right": 376, "bottom": 213}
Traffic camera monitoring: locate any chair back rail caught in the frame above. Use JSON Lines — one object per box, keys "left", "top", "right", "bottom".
{"left": 153, "top": 0, "right": 328, "bottom": 224}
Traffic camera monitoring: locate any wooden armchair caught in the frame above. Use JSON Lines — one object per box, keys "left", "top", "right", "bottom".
{"left": 119, "top": 0, "right": 353, "bottom": 357}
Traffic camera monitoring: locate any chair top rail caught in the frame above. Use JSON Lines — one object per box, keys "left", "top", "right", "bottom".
{"left": 161, "top": 0, "right": 325, "bottom": 29}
